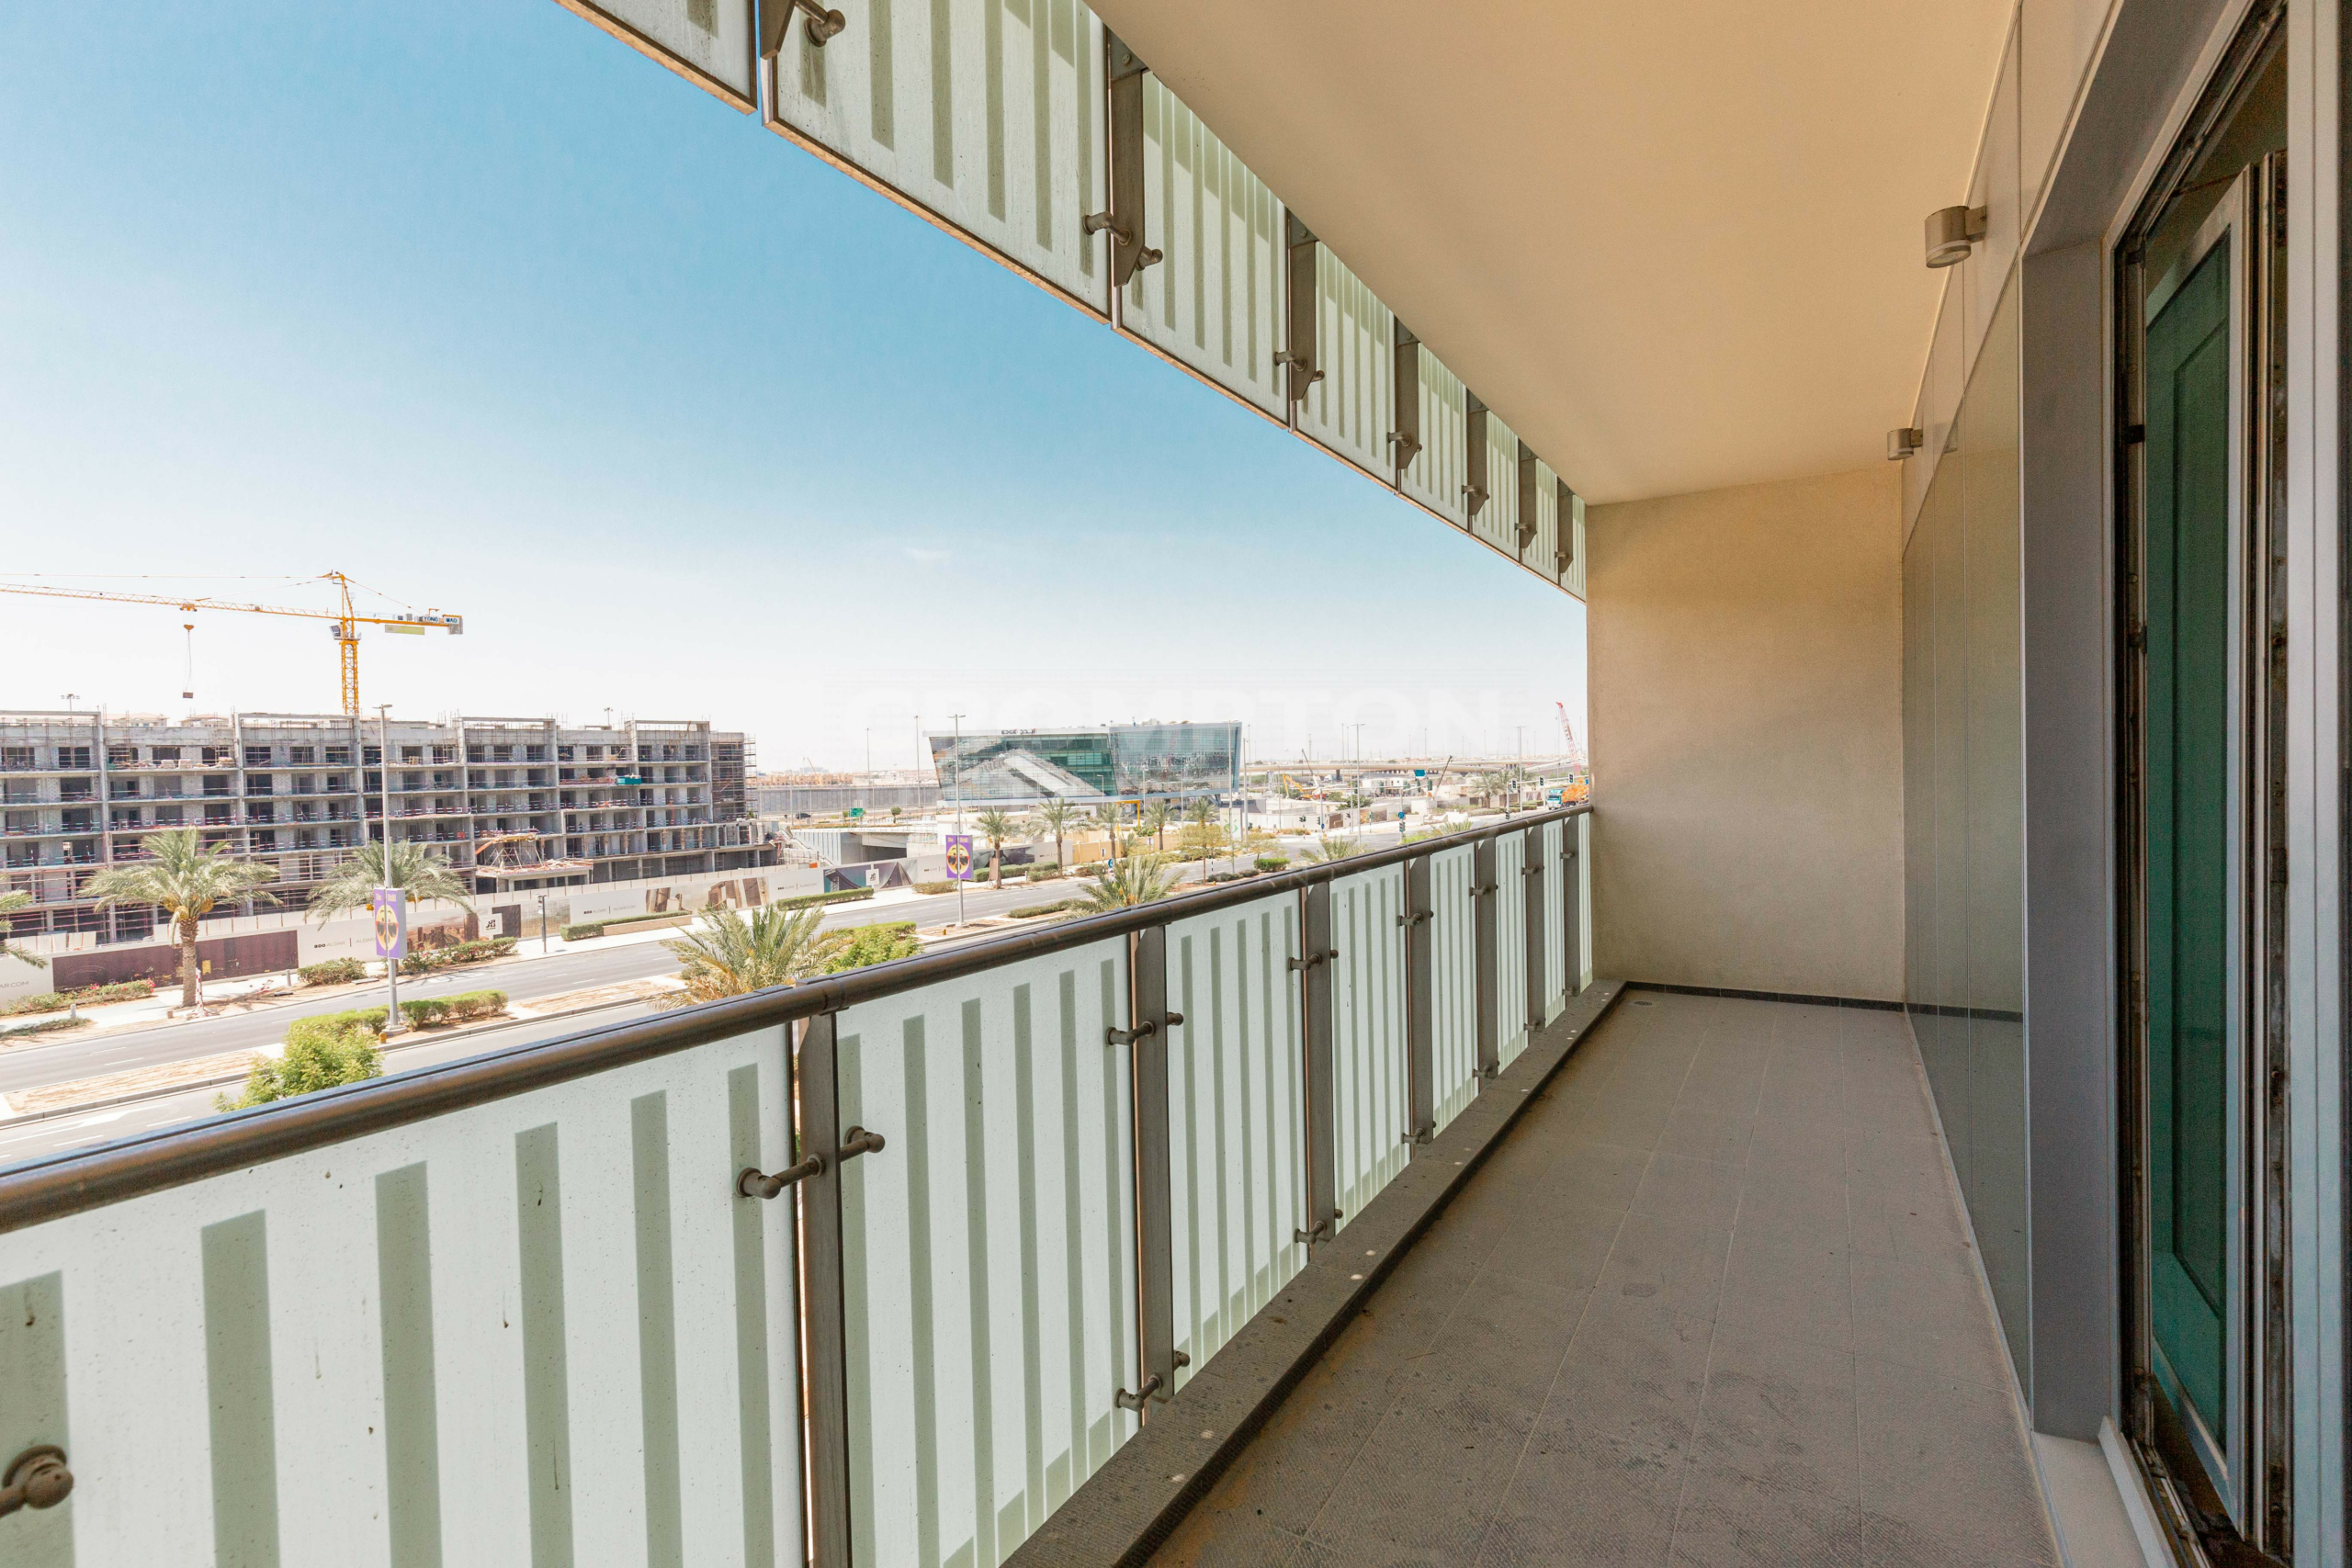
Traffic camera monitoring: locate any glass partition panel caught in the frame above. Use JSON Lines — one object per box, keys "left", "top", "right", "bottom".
{"left": 1398, "top": 344, "right": 1469, "bottom": 526}
{"left": 1493, "top": 829, "right": 1530, "bottom": 1066}
{"left": 0, "top": 1027, "right": 804, "bottom": 1564}
{"left": 767, "top": 0, "right": 1109, "bottom": 314}
{"left": 1901, "top": 276, "right": 2027, "bottom": 1391}
{"left": 1120, "top": 74, "right": 1286, "bottom": 417}
{"left": 833, "top": 939, "right": 1136, "bottom": 1567}
{"left": 1429, "top": 843, "right": 1481, "bottom": 1134}
{"left": 1329, "top": 865, "right": 1409, "bottom": 1229}
{"left": 1165, "top": 895, "right": 1307, "bottom": 1393}
{"left": 1295, "top": 246, "right": 1396, "bottom": 479}
{"left": 1576, "top": 814, "right": 1594, "bottom": 988}
{"left": 559, "top": 0, "right": 757, "bottom": 107}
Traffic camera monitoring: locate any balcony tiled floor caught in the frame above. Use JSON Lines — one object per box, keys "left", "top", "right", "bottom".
{"left": 1148, "top": 990, "right": 2061, "bottom": 1567}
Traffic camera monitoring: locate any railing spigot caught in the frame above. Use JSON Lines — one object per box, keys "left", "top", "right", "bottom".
{"left": 838, "top": 1126, "right": 886, "bottom": 1161}
{"left": 0, "top": 1446, "right": 72, "bottom": 1519}
{"left": 1114, "top": 1373, "right": 1164, "bottom": 1412}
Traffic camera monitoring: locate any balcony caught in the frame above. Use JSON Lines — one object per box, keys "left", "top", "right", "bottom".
{"left": 0, "top": 807, "right": 2071, "bottom": 1566}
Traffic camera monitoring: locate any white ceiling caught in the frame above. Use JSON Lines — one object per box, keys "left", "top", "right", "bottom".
{"left": 1091, "top": 0, "right": 2016, "bottom": 504}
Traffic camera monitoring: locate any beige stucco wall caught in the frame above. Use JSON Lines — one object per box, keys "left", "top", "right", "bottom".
{"left": 1588, "top": 465, "right": 1905, "bottom": 1000}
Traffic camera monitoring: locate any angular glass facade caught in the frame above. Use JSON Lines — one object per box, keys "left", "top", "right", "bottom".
{"left": 929, "top": 724, "right": 1240, "bottom": 804}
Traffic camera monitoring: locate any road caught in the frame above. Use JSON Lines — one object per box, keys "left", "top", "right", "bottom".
{"left": 0, "top": 868, "right": 1217, "bottom": 1100}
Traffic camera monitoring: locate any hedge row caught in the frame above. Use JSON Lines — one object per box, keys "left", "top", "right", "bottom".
{"left": 397, "top": 937, "right": 516, "bottom": 975}
{"left": 564, "top": 887, "right": 875, "bottom": 940}
{"left": 2, "top": 978, "right": 157, "bottom": 1016}
{"left": 298, "top": 958, "right": 368, "bottom": 987}
{"left": 287, "top": 1006, "right": 390, "bottom": 1049}
{"left": 1009, "top": 898, "right": 1089, "bottom": 919}
{"left": 1023, "top": 863, "right": 1063, "bottom": 883}
{"left": 0, "top": 1013, "right": 93, "bottom": 1040}
{"left": 399, "top": 989, "right": 507, "bottom": 1029}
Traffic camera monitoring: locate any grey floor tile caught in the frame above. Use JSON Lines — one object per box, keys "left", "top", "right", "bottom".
{"left": 1165, "top": 1349, "right": 1401, "bottom": 1540}
{"left": 1849, "top": 1251, "right": 2012, "bottom": 1393}
{"left": 1856, "top": 1356, "right": 2059, "bottom": 1565}
{"left": 1476, "top": 1419, "right": 1687, "bottom": 1568}
{"left": 1304, "top": 1377, "right": 1537, "bottom": 1566}
{"left": 1678, "top": 1044, "right": 1771, "bottom": 1116}
{"left": 1715, "top": 1233, "right": 1850, "bottom": 1350}
{"left": 1148, "top": 1505, "right": 1311, "bottom": 1568}
{"left": 1656, "top": 1104, "right": 1756, "bottom": 1166}
{"left": 1596, "top": 1207, "right": 1733, "bottom": 1321}
{"left": 1692, "top": 1325, "right": 1860, "bottom": 1501}
{"left": 1745, "top": 1119, "right": 1855, "bottom": 1188}
{"left": 1545, "top": 1293, "right": 1713, "bottom": 1455}
{"left": 1402, "top": 1269, "right": 1588, "bottom": 1414}
{"left": 1632, "top": 1151, "right": 1747, "bottom": 1227}
{"left": 1537, "top": 1135, "right": 1657, "bottom": 1213}
{"left": 1731, "top": 1167, "right": 1850, "bottom": 1250}
{"left": 1667, "top": 1462, "right": 1878, "bottom": 1567}
{"left": 1481, "top": 1194, "right": 1627, "bottom": 1294}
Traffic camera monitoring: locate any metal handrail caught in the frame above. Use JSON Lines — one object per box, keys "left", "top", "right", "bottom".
{"left": 0, "top": 803, "right": 1589, "bottom": 1234}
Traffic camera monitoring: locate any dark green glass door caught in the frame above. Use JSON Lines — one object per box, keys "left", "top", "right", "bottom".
{"left": 2141, "top": 207, "right": 2241, "bottom": 1492}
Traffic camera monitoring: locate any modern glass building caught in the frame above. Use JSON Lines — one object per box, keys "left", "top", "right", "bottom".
{"left": 928, "top": 723, "right": 1240, "bottom": 804}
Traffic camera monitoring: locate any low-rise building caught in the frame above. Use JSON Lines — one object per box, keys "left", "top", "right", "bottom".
{"left": 0, "top": 708, "right": 772, "bottom": 942}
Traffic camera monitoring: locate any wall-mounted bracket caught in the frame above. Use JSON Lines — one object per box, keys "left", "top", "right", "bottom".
{"left": 760, "top": 0, "right": 844, "bottom": 58}
{"left": 1091, "top": 34, "right": 1161, "bottom": 288}
{"left": 1516, "top": 441, "right": 1540, "bottom": 554}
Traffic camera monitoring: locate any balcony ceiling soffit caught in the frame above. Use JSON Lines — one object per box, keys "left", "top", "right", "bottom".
{"left": 1091, "top": 0, "right": 2013, "bottom": 504}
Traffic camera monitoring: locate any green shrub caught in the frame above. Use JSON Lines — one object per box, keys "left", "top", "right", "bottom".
{"left": 1023, "top": 863, "right": 1062, "bottom": 882}
{"left": 560, "top": 922, "right": 605, "bottom": 941}
{"left": 1205, "top": 869, "right": 1260, "bottom": 884}
{"left": 222, "top": 1020, "right": 383, "bottom": 1110}
{"left": 399, "top": 988, "right": 507, "bottom": 1029}
{"left": 298, "top": 958, "right": 368, "bottom": 987}
{"left": 4, "top": 977, "right": 159, "bottom": 1017}
{"left": 1074, "top": 862, "right": 1106, "bottom": 877}
{"left": 914, "top": 880, "right": 959, "bottom": 896}
{"left": 398, "top": 937, "right": 517, "bottom": 976}
{"left": 1253, "top": 855, "right": 1290, "bottom": 872}
{"left": 1009, "top": 898, "right": 1089, "bottom": 919}
{"left": 1, "top": 992, "right": 65, "bottom": 1018}
{"left": 775, "top": 887, "right": 875, "bottom": 911}
{"left": 0, "top": 1013, "right": 92, "bottom": 1039}
{"left": 823, "top": 922, "right": 921, "bottom": 973}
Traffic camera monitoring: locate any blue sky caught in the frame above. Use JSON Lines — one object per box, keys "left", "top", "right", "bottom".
{"left": 0, "top": 1, "right": 1586, "bottom": 772}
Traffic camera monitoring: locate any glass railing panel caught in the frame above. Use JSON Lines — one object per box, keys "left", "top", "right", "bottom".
{"left": 831, "top": 937, "right": 1137, "bottom": 1568}
{"left": 1121, "top": 74, "right": 1287, "bottom": 417}
{"left": 0, "top": 1024, "right": 804, "bottom": 1563}
{"left": 1428, "top": 842, "right": 1481, "bottom": 1134}
{"left": 1575, "top": 814, "right": 1594, "bottom": 989}
{"left": 1295, "top": 245, "right": 1395, "bottom": 479}
{"left": 1493, "top": 829, "right": 1531, "bottom": 1066}
{"left": 1562, "top": 487, "right": 1588, "bottom": 599}
{"left": 1539, "top": 818, "right": 1568, "bottom": 1021}
{"left": 1398, "top": 344, "right": 1468, "bottom": 525}
{"left": 1329, "top": 864, "right": 1409, "bottom": 1230}
{"left": 1164, "top": 893, "right": 1307, "bottom": 1393}
{"left": 558, "top": 0, "right": 758, "bottom": 108}
{"left": 1469, "top": 408, "right": 1522, "bottom": 560}
{"left": 767, "top": 0, "right": 1110, "bottom": 314}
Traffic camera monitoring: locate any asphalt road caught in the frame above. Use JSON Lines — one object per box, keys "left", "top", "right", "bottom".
{"left": 0, "top": 868, "right": 1217, "bottom": 1099}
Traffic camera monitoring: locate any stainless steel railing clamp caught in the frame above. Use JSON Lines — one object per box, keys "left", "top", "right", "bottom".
{"left": 761, "top": 0, "right": 844, "bottom": 57}
{"left": 738, "top": 1155, "right": 822, "bottom": 1200}
{"left": 1105, "top": 1011, "right": 1180, "bottom": 1047}
{"left": 0, "top": 1446, "right": 71, "bottom": 1520}
{"left": 1114, "top": 1374, "right": 1162, "bottom": 1412}
{"left": 1287, "top": 948, "right": 1338, "bottom": 973}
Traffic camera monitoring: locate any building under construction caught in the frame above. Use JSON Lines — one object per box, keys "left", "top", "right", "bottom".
{"left": 0, "top": 709, "right": 772, "bottom": 942}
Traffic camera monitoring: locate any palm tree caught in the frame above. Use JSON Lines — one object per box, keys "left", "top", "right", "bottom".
{"left": 662, "top": 905, "right": 841, "bottom": 1004}
{"left": 0, "top": 890, "right": 48, "bottom": 972}
{"left": 1136, "top": 800, "right": 1173, "bottom": 853}
{"left": 304, "top": 839, "right": 476, "bottom": 924}
{"left": 975, "top": 807, "right": 1017, "bottom": 890}
{"left": 1302, "top": 833, "right": 1362, "bottom": 864}
{"left": 1032, "top": 798, "right": 1080, "bottom": 870}
{"left": 1090, "top": 802, "right": 1125, "bottom": 863}
{"left": 85, "top": 828, "right": 279, "bottom": 1007}
{"left": 1077, "top": 853, "right": 1178, "bottom": 911}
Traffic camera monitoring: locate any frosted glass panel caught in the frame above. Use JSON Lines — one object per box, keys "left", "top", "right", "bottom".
{"left": 1493, "top": 830, "right": 1530, "bottom": 1066}
{"left": 1428, "top": 844, "right": 1482, "bottom": 1134}
{"left": 767, "top": 0, "right": 1110, "bottom": 313}
{"left": 1399, "top": 345, "right": 1469, "bottom": 525}
{"left": 0, "top": 1026, "right": 804, "bottom": 1566}
{"left": 1329, "top": 865, "right": 1409, "bottom": 1229}
{"left": 833, "top": 940, "right": 1137, "bottom": 1568}
{"left": 1539, "top": 819, "right": 1566, "bottom": 1020}
{"left": 1121, "top": 74, "right": 1287, "bottom": 417}
{"left": 1562, "top": 488, "right": 1588, "bottom": 599}
{"left": 558, "top": 0, "right": 757, "bottom": 106}
{"left": 1295, "top": 246, "right": 1396, "bottom": 479}
{"left": 1165, "top": 896, "right": 1307, "bottom": 1392}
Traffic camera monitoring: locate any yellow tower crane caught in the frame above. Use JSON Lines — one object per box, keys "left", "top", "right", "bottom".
{"left": 0, "top": 571, "right": 463, "bottom": 716}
